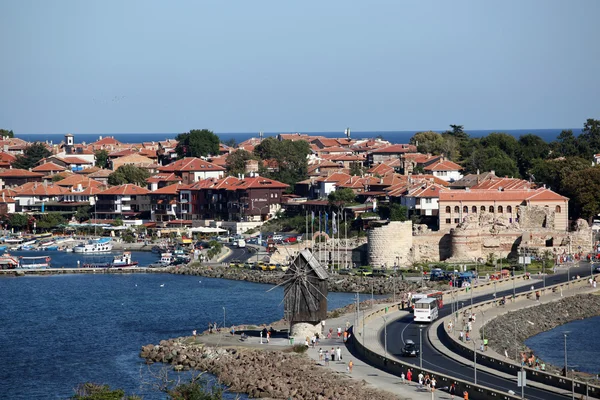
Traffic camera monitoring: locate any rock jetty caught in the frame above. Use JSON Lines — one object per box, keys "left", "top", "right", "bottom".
{"left": 485, "top": 293, "right": 600, "bottom": 372}
{"left": 172, "top": 264, "right": 429, "bottom": 294}
{"left": 140, "top": 337, "right": 399, "bottom": 400}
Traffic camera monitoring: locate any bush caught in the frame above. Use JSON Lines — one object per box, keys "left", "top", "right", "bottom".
{"left": 292, "top": 344, "right": 307, "bottom": 353}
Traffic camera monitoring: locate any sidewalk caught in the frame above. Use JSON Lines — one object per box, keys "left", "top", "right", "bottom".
{"left": 310, "top": 309, "right": 437, "bottom": 400}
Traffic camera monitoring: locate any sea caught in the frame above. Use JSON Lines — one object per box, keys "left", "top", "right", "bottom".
{"left": 525, "top": 316, "right": 600, "bottom": 375}
{"left": 14, "top": 128, "right": 583, "bottom": 146}
{"left": 0, "top": 271, "right": 362, "bottom": 399}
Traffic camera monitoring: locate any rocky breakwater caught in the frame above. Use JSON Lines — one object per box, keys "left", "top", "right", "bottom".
{"left": 173, "top": 264, "right": 422, "bottom": 294}
{"left": 140, "top": 337, "right": 399, "bottom": 400}
{"left": 485, "top": 293, "right": 600, "bottom": 371}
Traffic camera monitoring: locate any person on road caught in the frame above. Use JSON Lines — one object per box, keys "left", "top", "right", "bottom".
{"left": 418, "top": 371, "right": 424, "bottom": 389}
{"left": 406, "top": 368, "right": 413, "bottom": 383}
{"left": 400, "top": 371, "right": 405, "bottom": 384}
{"left": 348, "top": 360, "right": 353, "bottom": 373}
{"left": 448, "top": 382, "right": 456, "bottom": 399}
{"left": 463, "top": 390, "right": 469, "bottom": 400}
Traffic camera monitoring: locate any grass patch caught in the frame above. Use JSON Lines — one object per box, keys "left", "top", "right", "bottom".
{"left": 292, "top": 344, "right": 308, "bottom": 354}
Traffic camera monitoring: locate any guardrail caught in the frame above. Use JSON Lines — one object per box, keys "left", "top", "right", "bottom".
{"left": 350, "top": 304, "right": 521, "bottom": 400}
{"left": 439, "top": 276, "right": 600, "bottom": 398}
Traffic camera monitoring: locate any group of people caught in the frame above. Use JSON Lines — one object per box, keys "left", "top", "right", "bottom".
{"left": 319, "top": 347, "right": 343, "bottom": 363}
{"left": 521, "top": 352, "right": 545, "bottom": 371}
{"left": 399, "top": 368, "right": 467, "bottom": 399}
{"left": 207, "top": 321, "right": 219, "bottom": 334}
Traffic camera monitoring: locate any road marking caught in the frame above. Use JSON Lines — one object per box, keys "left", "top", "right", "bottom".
{"left": 400, "top": 317, "right": 413, "bottom": 345}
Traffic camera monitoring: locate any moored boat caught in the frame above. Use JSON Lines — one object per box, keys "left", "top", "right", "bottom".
{"left": 0, "top": 254, "right": 19, "bottom": 269}
{"left": 111, "top": 252, "right": 138, "bottom": 268}
{"left": 73, "top": 237, "right": 113, "bottom": 253}
{"left": 149, "top": 252, "right": 174, "bottom": 267}
{"left": 19, "top": 255, "right": 51, "bottom": 269}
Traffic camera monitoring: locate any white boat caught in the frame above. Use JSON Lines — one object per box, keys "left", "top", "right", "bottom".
{"left": 150, "top": 252, "right": 174, "bottom": 267}
{"left": 39, "top": 239, "right": 56, "bottom": 247}
{"left": 3, "top": 237, "right": 23, "bottom": 244}
{"left": 73, "top": 238, "right": 113, "bottom": 253}
{"left": 22, "top": 240, "right": 37, "bottom": 246}
{"left": 0, "top": 254, "right": 19, "bottom": 269}
{"left": 19, "top": 256, "right": 51, "bottom": 269}
{"left": 111, "top": 252, "right": 138, "bottom": 268}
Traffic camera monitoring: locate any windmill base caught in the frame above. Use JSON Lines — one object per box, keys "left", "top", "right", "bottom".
{"left": 289, "top": 322, "right": 322, "bottom": 341}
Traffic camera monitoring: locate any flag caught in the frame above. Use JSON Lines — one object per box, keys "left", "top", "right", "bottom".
{"left": 332, "top": 211, "right": 337, "bottom": 234}
{"left": 325, "top": 212, "right": 329, "bottom": 235}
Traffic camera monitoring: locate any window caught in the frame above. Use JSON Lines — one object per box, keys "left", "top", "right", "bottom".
{"left": 445, "top": 218, "right": 451, "bottom": 224}
{"left": 556, "top": 205, "right": 561, "bottom": 213}
{"left": 454, "top": 218, "right": 460, "bottom": 224}
{"left": 489, "top": 206, "right": 494, "bottom": 213}
{"left": 463, "top": 206, "right": 468, "bottom": 213}
{"left": 481, "top": 206, "right": 486, "bottom": 212}
{"left": 445, "top": 206, "right": 451, "bottom": 213}
{"left": 472, "top": 206, "right": 477, "bottom": 213}
{"left": 425, "top": 198, "right": 432, "bottom": 204}
{"left": 454, "top": 206, "right": 460, "bottom": 213}
{"left": 498, "top": 205, "right": 503, "bottom": 213}
{"left": 507, "top": 205, "right": 512, "bottom": 214}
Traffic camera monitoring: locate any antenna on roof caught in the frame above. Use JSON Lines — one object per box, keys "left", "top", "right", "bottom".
{"left": 345, "top": 127, "right": 351, "bottom": 139}
{"left": 259, "top": 131, "right": 263, "bottom": 142}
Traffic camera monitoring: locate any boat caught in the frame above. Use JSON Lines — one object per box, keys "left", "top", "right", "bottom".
{"left": 22, "top": 240, "right": 37, "bottom": 246}
{"left": 111, "top": 252, "right": 138, "bottom": 268}
{"left": 73, "top": 237, "right": 113, "bottom": 253}
{"left": 39, "top": 239, "right": 56, "bottom": 247}
{"left": 45, "top": 246, "right": 59, "bottom": 251}
{"left": 3, "top": 237, "right": 23, "bottom": 244}
{"left": 0, "top": 254, "right": 19, "bottom": 269}
{"left": 150, "top": 252, "right": 174, "bottom": 267}
{"left": 19, "top": 256, "right": 51, "bottom": 269}
{"left": 0, "top": 245, "right": 7, "bottom": 252}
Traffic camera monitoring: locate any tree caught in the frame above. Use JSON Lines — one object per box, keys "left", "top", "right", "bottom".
{"left": 108, "top": 165, "right": 151, "bottom": 186}
{"left": 36, "top": 213, "right": 65, "bottom": 230}
{"left": 253, "top": 138, "right": 310, "bottom": 190}
{"left": 74, "top": 206, "right": 92, "bottom": 222}
{"left": 0, "top": 129, "right": 14, "bottom": 138}
{"left": 530, "top": 157, "right": 589, "bottom": 194}
{"left": 51, "top": 174, "right": 65, "bottom": 182}
{"left": 550, "top": 129, "right": 580, "bottom": 157}
{"left": 95, "top": 150, "right": 109, "bottom": 168}
{"left": 409, "top": 131, "right": 445, "bottom": 155}
{"left": 328, "top": 187, "right": 356, "bottom": 209}
{"left": 349, "top": 162, "right": 364, "bottom": 176}
{"left": 516, "top": 134, "right": 550, "bottom": 178}
{"left": 576, "top": 118, "right": 600, "bottom": 159}
{"left": 480, "top": 133, "right": 520, "bottom": 160}
{"left": 563, "top": 166, "right": 600, "bottom": 223}
{"left": 12, "top": 142, "right": 51, "bottom": 170}
{"left": 464, "top": 146, "right": 519, "bottom": 177}
{"left": 225, "top": 149, "right": 256, "bottom": 177}
{"left": 175, "top": 129, "right": 220, "bottom": 158}
{"left": 8, "top": 213, "right": 28, "bottom": 230}
{"left": 443, "top": 124, "right": 469, "bottom": 142}
{"left": 223, "top": 138, "right": 237, "bottom": 148}
{"left": 389, "top": 203, "right": 408, "bottom": 221}
{"left": 70, "top": 382, "right": 141, "bottom": 400}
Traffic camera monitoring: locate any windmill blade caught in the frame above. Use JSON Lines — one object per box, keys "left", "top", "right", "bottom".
{"left": 266, "top": 275, "right": 296, "bottom": 292}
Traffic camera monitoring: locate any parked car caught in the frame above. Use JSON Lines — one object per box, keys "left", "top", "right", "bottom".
{"left": 283, "top": 236, "right": 297, "bottom": 244}
{"left": 357, "top": 268, "right": 372, "bottom": 276}
{"left": 338, "top": 269, "right": 355, "bottom": 276}
{"left": 401, "top": 340, "right": 420, "bottom": 357}
{"left": 371, "top": 268, "right": 389, "bottom": 277}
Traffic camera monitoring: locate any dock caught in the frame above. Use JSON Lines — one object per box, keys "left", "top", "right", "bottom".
{"left": 0, "top": 267, "right": 170, "bottom": 276}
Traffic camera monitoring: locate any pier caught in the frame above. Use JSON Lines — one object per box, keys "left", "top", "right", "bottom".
{"left": 0, "top": 266, "right": 169, "bottom": 276}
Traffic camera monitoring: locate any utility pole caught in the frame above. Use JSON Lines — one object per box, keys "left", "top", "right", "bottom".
{"left": 474, "top": 339, "right": 478, "bottom": 384}
{"left": 419, "top": 326, "right": 423, "bottom": 369}
{"left": 382, "top": 315, "right": 388, "bottom": 359}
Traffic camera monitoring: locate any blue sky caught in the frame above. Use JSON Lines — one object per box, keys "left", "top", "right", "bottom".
{"left": 1, "top": 0, "right": 599, "bottom": 134}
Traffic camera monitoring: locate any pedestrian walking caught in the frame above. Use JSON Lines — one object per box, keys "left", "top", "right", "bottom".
{"left": 336, "top": 346, "right": 342, "bottom": 361}
{"left": 318, "top": 348, "right": 323, "bottom": 361}
{"left": 400, "top": 371, "right": 406, "bottom": 384}
{"left": 406, "top": 368, "right": 413, "bottom": 384}
{"left": 331, "top": 347, "right": 336, "bottom": 361}
{"left": 431, "top": 376, "right": 436, "bottom": 392}
{"left": 343, "top": 330, "right": 348, "bottom": 343}
{"left": 348, "top": 360, "right": 353, "bottom": 373}
{"left": 418, "top": 371, "right": 424, "bottom": 389}
{"left": 463, "top": 390, "right": 469, "bottom": 400}
{"left": 337, "top": 326, "right": 342, "bottom": 338}
{"left": 324, "top": 350, "right": 330, "bottom": 366}
{"left": 449, "top": 382, "right": 456, "bottom": 399}
{"left": 192, "top": 329, "right": 197, "bottom": 338}
{"left": 535, "top": 290, "right": 540, "bottom": 301}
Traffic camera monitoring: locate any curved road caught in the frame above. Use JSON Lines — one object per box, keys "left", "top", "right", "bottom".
{"left": 382, "top": 262, "right": 594, "bottom": 400}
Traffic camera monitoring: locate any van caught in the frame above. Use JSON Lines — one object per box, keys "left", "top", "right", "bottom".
{"left": 236, "top": 239, "right": 246, "bottom": 248}
{"left": 272, "top": 234, "right": 283, "bottom": 242}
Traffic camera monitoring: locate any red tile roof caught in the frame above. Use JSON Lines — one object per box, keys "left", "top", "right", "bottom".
{"left": 151, "top": 183, "right": 186, "bottom": 195}
{"left": 32, "top": 162, "right": 67, "bottom": 172}
{"left": 423, "top": 160, "right": 462, "bottom": 172}
{"left": 91, "top": 136, "right": 122, "bottom": 146}
{"left": 147, "top": 173, "right": 180, "bottom": 183}
{"left": 371, "top": 144, "right": 417, "bottom": 154}
{"left": 98, "top": 184, "right": 150, "bottom": 196}
{"left": 0, "top": 169, "right": 44, "bottom": 178}
{"left": 158, "top": 157, "right": 225, "bottom": 172}
{"left": 61, "top": 156, "right": 93, "bottom": 164}
{"left": 439, "top": 188, "right": 568, "bottom": 202}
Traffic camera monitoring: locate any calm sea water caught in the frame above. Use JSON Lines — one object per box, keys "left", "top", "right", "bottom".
{"left": 0, "top": 273, "right": 360, "bottom": 399}
{"left": 15, "top": 128, "right": 582, "bottom": 146}
{"left": 525, "top": 316, "right": 600, "bottom": 374}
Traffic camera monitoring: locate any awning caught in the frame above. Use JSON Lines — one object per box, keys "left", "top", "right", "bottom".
{"left": 187, "top": 227, "right": 228, "bottom": 233}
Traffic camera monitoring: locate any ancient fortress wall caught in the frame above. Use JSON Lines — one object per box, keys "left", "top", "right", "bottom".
{"left": 367, "top": 221, "right": 413, "bottom": 267}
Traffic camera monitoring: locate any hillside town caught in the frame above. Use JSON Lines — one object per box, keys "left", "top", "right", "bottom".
{"left": 0, "top": 128, "right": 594, "bottom": 269}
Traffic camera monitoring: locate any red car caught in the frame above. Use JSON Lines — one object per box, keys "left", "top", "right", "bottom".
{"left": 283, "top": 236, "right": 297, "bottom": 244}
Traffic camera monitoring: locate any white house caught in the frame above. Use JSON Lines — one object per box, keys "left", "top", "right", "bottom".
{"left": 423, "top": 160, "right": 463, "bottom": 183}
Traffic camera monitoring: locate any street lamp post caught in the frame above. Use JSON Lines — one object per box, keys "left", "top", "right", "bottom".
{"left": 223, "top": 307, "right": 226, "bottom": 331}
{"left": 382, "top": 315, "right": 388, "bottom": 359}
{"left": 474, "top": 339, "right": 478, "bottom": 384}
{"left": 512, "top": 266, "right": 516, "bottom": 301}
{"left": 419, "top": 326, "right": 423, "bottom": 369}
{"left": 564, "top": 333, "right": 568, "bottom": 378}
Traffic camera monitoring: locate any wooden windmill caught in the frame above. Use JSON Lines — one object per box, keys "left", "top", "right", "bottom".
{"left": 281, "top": 249, "right": 329, "bottom": 325}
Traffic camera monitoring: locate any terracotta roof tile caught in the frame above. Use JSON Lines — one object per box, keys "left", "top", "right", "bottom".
{"left": 98, "top": 184, "right": 150, "bottom": 196}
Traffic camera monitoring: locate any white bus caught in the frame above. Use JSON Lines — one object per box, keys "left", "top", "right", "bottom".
{"left": 413, "top": 298, "right": 439, "bottom": 323}
{"left": 236, "top": 239, "right": 246, "bottom": 248}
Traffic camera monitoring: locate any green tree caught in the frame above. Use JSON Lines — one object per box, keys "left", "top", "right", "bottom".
{"left": 530, "top": 157, "right": 590, "bottom": 194}
{"left": 206, "top": 240, "right": 223, "bottom": 260}
{"left": 480, "top": 133, "right": 520, "bottom": 160}
{"left": 95, "top": 150, "right": 109, "bottom": 168}
{"left": 112, "top": 218, "right": 124, "bottom": 227}
{"left": 175, "top": 129, "right": 220, "bottom": 158}
{"left": 389, "top": 203, "right": 408, "bottom": 221}
{"left": 12, "top": 142, "right": 52, "bottom": 170}
{"left": 0, "top": 129, "right": 14, "bottom": 138}
{"left": 576, "top": 118, "right": 600, "bottom": 158}
{"left": 516, "top": 134, "right": 550, "bottom": 178}
{"left": 328, "top": 187, "right": 357, "bottom": 208}
{"left": 225, "top": 149, "right": 256, "bottom": 177}
{"left": 349, "top": 162, "right": 364, "bottom": 176}
{"left": 253, "top": 138, "right": 310, "bottom": 190}
{"left": 37, "top": 213, "right": 65, "bottom": 230}
{"left": 8, "top": 213, "right": 29, "bottom": 230}
{"left": 108, "top": 165, "right": 151, "bottom": 186}
{"left": 464, "top": 146, "right": 519, "bottom": 177}
{"left": 74, "top": 206, "right": 92, "bottom": 222}
{"left": 443, "top": 124, "right": 469, "bottom": 142}
{"left": 167, "top": 379, "right": 224, "bottom": 400}
{"left": 223, "top": 138, "right": 237, "bottom": 148}
{"left": 52, "top": 174, "right": 65, "bottom": 182}
{"left": 409, "top": 131, "right": 445, "bottom": 154}
{"left": 550, "top": 129, "right": 580, "bottom": 157}
{"left": 563, "top": 166, "right": 600, "bottom": 223}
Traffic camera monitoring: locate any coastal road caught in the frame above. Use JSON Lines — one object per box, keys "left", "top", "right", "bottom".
{"left": 382, "top": 263, "right": 594, "bottom": 400}
{"left": 222, "top": 245, "right": 255, "bottom": 264}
